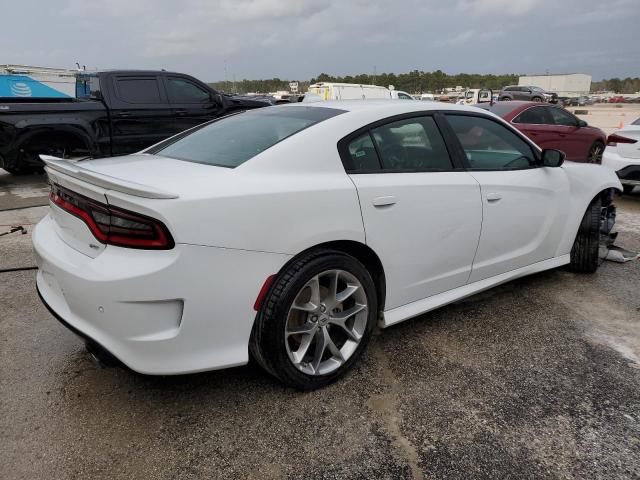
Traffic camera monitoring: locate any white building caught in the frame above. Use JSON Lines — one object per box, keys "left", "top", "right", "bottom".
{"left": 518, "top": 74, "right": 592, "bottom": 96}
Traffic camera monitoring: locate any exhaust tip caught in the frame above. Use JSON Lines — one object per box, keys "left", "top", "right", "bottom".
{"left": 85, "top": 341, "right": 121, "bottom": 368}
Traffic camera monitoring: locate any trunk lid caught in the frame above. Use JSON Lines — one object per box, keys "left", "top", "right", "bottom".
{"left": 43, "top": 154, "right": 236, "bottom": 256}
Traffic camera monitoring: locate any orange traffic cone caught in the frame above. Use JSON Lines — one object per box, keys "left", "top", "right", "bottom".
{"left": 618, "top": 121, "right": 624, "bottom": 129}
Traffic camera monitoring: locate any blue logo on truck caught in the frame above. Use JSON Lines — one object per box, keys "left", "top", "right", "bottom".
{"left": 0, "top": 75, "right": 71, "bottom": 98}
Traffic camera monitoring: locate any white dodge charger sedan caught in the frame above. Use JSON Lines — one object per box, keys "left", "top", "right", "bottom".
{"left": 34, "top": 101, "right": 621, "bottom": 389}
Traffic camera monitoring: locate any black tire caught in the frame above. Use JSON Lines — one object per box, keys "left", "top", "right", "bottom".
{"left": 250, "top": 249, "right": 378, "bottom": 390}
{"left": 623, "top": 185, "right": 635, "bottom": 195}
{"left": 532, "top": 96, "right": 543, "bottom": 102}
{"left": 587, "top": 141, "right": 604, "bottom": 164}
{"left": 568, "top": 197, "right": 602, "bottom": 273}
{"left": 2, "top": 164, "right": 35, "bottom": 175}
{"left": 500, "top": 97, "right": 511, "bottom": 101}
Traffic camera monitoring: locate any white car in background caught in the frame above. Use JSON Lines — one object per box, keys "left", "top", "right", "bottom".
{"left": 34, "top": 101, "right": 621, "bottom": 389}
{"left": 602, "top": 117, "right": 640, "bottom": 194}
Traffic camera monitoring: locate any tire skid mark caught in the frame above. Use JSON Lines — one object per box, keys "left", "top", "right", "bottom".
{"left": 367, "top": 342, "right": 425, "bottom": 480}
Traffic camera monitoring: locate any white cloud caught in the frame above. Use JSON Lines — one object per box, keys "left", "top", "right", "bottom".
{"left": 435, "top": 29, "right": 504, "bottom": 47}
{"left": 456, "top": 0, "right": 538, "bottom": 16}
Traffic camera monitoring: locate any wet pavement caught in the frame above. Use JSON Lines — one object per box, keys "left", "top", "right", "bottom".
{"left": 1, "top": 172, "right": 639, "bottom": 479}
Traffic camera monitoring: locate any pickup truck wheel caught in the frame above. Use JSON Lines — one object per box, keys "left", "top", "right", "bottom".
{"left": 568, "top": 197, "right": 602, "bottom": 273}
{"left": 3, "top": 163, "right": 35, "bottom": 175}
{"left": 623, "top": 185, "right": 635, "bottom": 195}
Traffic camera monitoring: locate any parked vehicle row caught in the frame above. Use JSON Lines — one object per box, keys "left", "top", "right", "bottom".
{"left": 0, "top": 70, "right": 270, "bottom": 174}
{"left": 33, "top": 101, "right": 621, "bottom": 389}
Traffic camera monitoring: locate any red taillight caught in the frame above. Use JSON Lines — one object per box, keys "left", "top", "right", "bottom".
{"left": 253, "top": 275, "right": 276, "bottom": 311}
{"left": 50, "top": 185, "right": 174, "bottom": 249}
{"left": 607, "top": 133, "right": 638, "bottom": 147}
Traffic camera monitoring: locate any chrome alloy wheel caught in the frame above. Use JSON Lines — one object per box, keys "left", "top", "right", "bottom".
{"left": 285, "top": 269, "right": 368, "bottom": 376}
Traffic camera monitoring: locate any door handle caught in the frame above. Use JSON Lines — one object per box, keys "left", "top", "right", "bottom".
{"left": 117, "top": 111, "right": 132, "bottom": 118}
{"left": 175, "top": 109, "right": 188, "bottom": 116}
{"left": 486, "top": 193, "right": 502, "bottom": 202}
{"left": 372, "top": 196, "right": 396, "bottom": 207}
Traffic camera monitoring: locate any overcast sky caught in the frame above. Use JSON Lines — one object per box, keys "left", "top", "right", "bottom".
{"left": 2, "top": 0, "right": 638, "bottom": 82}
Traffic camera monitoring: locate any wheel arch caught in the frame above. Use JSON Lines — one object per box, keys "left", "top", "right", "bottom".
{"left": 271, "top": 240, "right": 387, "bottom": 312}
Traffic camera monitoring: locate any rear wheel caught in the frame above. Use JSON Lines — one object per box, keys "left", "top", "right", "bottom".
{"left": 500, "top": 97, "right": 511, "bottom": 101}
{"left": 250, "top": 250, "right": 377, "bottom": 390}
{"left": 623, "top": 185, "right": 635, "bottom": 195}
{"left": 587, "top": 141, "right": 604, "bottom": 164}
{"left": 568, "top": 197, "right": 602, "bottom": 273}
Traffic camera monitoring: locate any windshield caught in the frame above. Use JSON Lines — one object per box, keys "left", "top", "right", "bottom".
{"left": 531, "top": 86, "right": 544, "bottom": 92}
{"left": 151, "top": 106, "right": 344, "bottom": 168}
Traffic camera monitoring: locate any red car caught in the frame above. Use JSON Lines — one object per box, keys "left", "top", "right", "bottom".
{"left": 477, "top": 101, "right": 607, "bottom": 163}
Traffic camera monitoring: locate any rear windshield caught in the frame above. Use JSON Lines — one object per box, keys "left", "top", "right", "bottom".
{"left": 475, "top": 102, "right": 517, "bottom": 116}
{"left": 151, "top": 106, "right": 344, "bottom": 168}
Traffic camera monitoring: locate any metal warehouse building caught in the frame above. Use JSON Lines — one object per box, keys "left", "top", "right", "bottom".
{"left": 518, "top": 74, "right": 592, "bottom": 96}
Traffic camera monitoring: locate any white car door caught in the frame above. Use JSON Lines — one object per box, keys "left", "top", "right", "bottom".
{"left": 340, "top": 115, "right": 483, "bottom": 310}
{"left": 444, "top": 113, "right": 570, "bottom": 283}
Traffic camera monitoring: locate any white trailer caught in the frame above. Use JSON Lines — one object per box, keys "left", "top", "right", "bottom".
{"left": 305, "top": 82, "right": 392, "bottom": 101}
{"left": 518, "top": 74, "right": 592, "bottom": 96}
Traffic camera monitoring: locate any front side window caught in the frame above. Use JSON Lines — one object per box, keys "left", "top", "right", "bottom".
{"left": 547, "top": 107, "right": 578, "bottom": 127}
{"left": 370, "top": 116, "right": 453, "bottom": 171}
{"left": 166, "top": 77, "right": 210, "bottom": 103}
{"left": 151, "top": 106, "right": 343, "bottom": 168}
{"left": 446, "top": 115, "right": 537, "bottom": 170}
{"left": 116, "top": 77, "right": 161, "bottom": 104}
{"left": 513, "top": 106, "right": 550, "bottom": 125}
{"left": 397, "top": 93, "right": 413, "bottom": 100}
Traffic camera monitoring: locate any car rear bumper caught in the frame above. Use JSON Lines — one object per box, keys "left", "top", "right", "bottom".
{"left": 602, "top": 149, "right": 640, "bottom": 185}
{"left": 33, "top": 213, "right": 290, "bottom": 375}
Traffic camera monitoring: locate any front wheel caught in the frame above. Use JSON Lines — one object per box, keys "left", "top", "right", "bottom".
{"left": 568, "top": 197, "right": 602, "bottom": 273}
{"left": 532, "top": 96, "right": 543, "bottom": 102}
{"left": 623, "top": 185, "right": 635, "bottom": 195}
{"left": 250, "top": 250, "right": 378, "bottom": 390}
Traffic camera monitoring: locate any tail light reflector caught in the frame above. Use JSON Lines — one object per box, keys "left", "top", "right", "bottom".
{"left": 50, "top": 184, "right": 174, "bottom": 249}
{"left": 607, "top": 133, "right": 638, "bottom": 147}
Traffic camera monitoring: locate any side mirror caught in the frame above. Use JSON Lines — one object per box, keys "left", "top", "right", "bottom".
{"left": 577, "top": 119, "right": 588, "bottom": 127}
{"left": 541, "top": 149, "right": 565, "bottom": 167}
{"left": 212, "top": 93, "right": 224, "bottom": 106}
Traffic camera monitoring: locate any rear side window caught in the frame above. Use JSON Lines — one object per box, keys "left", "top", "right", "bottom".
{"left": 116, "top": 77, "right": 161, "bottom": 104}
{"left": 447, "top": 115, "right": 536, "bottom": 170}
{"left": 547, "top": 107, "right": 578, "bottom": 127}
{"left": 166, "top": 77, "right": 210, "bottom": 103}
{"left": 346, "top": 133, "right": 381, "bottom": 171}
{"left": 152, "top": 106, "right": 344, "bottom": 168}
{"left": 513, "top": 106, "right": 550, "bottom": 124}
{"left": 371, "top": 117, "right": 452, "bottom": 171}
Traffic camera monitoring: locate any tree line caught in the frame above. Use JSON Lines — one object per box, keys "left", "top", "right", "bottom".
{"left": 591, "top": 77, "right": 640, "bottom": 94}
{"left": 209, "top": 71, "right": 640, "bottom": 95}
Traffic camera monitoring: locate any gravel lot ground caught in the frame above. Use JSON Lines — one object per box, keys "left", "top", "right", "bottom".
{"left": 1, "top": 170, "right": 639, "bottom": 480}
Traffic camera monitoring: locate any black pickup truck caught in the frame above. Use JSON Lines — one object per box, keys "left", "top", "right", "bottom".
{"left": 0, "top": 70, "right": 271, "bottom": 174}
